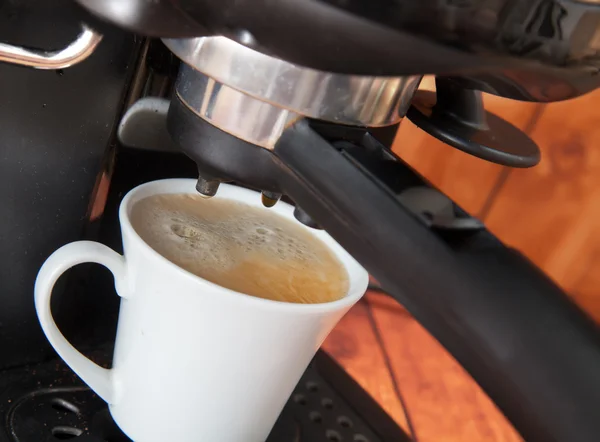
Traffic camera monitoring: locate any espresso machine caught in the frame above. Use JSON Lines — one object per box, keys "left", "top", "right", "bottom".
{"left": 2, "top": 1, "right": 600, "bottom": 441}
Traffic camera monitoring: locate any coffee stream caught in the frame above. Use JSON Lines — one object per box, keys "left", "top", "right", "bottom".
{"left": 130, "top": 193, "right": 349, "bottom": 304}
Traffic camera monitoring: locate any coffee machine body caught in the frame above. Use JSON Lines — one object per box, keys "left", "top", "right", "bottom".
{"left": 0, "top": 1, "right": 138, "bottom": 368}
{"left": 2, "top": 1, "right": 600, "bottom": 442}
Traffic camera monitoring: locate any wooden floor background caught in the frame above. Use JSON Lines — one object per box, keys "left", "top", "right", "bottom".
{"left": 322, "top": 80, "right": 600, "bottom": 441}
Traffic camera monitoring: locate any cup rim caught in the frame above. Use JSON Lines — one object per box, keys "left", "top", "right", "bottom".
{"left": 118, "top": 179, "right": 368, "bottom": 313}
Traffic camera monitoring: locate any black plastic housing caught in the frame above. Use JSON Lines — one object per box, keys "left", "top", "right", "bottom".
{"left": 76, "top": 0, "right": 600, "bottom": 101}
{"left": 0, "top": 0, "right": 138, "bottom": 369}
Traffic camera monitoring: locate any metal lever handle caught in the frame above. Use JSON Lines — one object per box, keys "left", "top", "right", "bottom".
{"left": 0, "top": 23, "right": 102, "bottom": 69}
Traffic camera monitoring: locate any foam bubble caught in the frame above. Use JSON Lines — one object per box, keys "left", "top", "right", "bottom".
{"left": 171, "top": 223, "right": 199, "bottom": 239}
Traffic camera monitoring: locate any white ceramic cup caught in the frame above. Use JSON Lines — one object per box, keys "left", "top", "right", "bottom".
{"left": 35, "top": 179, "right": 368, "bottom": 442}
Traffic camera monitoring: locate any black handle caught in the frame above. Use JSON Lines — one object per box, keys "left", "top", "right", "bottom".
{"left": 272, "top": 120, "right": 600, "bottom": 442}
{"left": 407, "top": 78, "right": 540, "bottom": 167}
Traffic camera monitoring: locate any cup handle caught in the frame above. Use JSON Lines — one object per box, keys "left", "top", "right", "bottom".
{"left": 34, "top": 241, "right": 127, "bottom": 404}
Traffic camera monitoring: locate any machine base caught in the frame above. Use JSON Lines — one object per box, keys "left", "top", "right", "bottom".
{"left": 0, "top": 348, "right": 410, "bottom": 442}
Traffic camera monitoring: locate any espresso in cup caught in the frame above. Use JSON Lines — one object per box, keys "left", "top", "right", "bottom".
{"left": 130, "top": 193, "right": 349, "bottom": 304}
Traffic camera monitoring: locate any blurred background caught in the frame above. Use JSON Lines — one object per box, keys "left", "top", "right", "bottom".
{"left": 323, "top": 77, "right": 600, "bottom": 442}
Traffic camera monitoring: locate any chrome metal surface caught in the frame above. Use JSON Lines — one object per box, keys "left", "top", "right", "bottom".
{"left": 0, "top": 24, "right": 102, "bottom": 69}
{"left": 176, "top": 64, "right": 301, "bottom": 149}
{"left": 164, "top": 36, "right": 421, "bottom": 127}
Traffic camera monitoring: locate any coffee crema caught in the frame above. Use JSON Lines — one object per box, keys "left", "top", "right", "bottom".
{"left": 130, "top": 193, "right": 349, "bottom": 304}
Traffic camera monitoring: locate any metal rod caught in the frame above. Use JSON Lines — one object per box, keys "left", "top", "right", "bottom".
{"left": 0, "top": 24, "right": 102, "bottom": 69}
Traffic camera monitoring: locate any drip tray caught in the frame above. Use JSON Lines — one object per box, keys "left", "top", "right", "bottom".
{"left": 5, "top": 387, "right": 298, "bottom": 442}
{"left": 0, "top": 349, "right": 410, "bottom": 442}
